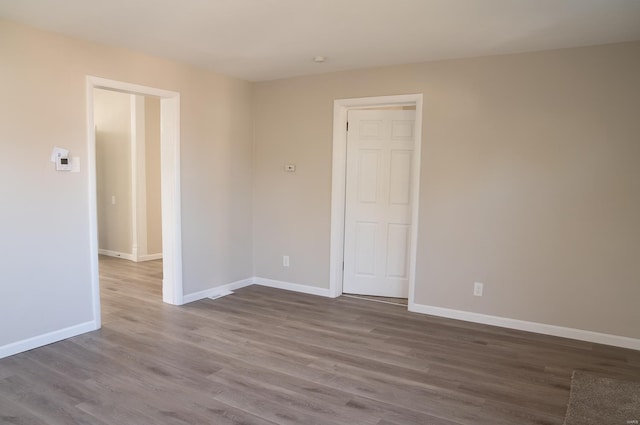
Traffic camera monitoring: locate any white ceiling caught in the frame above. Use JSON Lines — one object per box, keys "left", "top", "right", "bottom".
{"left": 1, "top": 0, "right": 640, "bottom": 82}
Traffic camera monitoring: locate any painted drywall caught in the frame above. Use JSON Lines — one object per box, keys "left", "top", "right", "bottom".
{"left": 252, "top": 41, "right": 640, "bottom": 339}
{"left": 144, "top": 96, "right": 162, "bottom": 256}
{"left": 94, "top": 88, "right": 133, "bottom": 254}
{"left": 0, "top": 19, "right": 253, "bottom": 349}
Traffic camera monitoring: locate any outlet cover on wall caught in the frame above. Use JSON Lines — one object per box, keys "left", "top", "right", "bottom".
{"left": 474, "top": 282, "right": 483, "bottom": 296}
{"left": 283, "top": 255, "right": 290, "bottom": 267}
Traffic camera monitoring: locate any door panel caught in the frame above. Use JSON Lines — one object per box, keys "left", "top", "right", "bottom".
{"left": 354, "top": 222, "right": 377, "bottom": 276}
{"left": 391, "top": 120, "right": 414, "bottom": 140}
{"left": 343, "top": 109, "right": 416, "bottom": 298}
{"left": 360, "top": 120, "right": 384, "bottom": 139}
{"left": 386, "top": 223, "right": 410, "bottom": 279}
{"left": 389, "top": 150, "right": 412, "bottom": 205}
{"left": 357, "top": 150, "right": 381, "bottom": 203}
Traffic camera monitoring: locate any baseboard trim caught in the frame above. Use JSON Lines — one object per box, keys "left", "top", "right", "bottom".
{"left": 99, "top": 249, "right": 162, "bottom": 262}
{"left": 409, "top": 302, "right": 640, "bottom": 351}
{"left": 253, "top": 277, "right": 332, "bottom": 297}
{"left": 0, "top": 320, "right": 98, "bottom": 360}
{"left": 137, "top": 253, "right": 163, "bottom": 262}
{"left": 182, "top": 278, "right": 254, "bottom": 304}
{"left": 98, "top": 249, "right": 135, "bottom": 261}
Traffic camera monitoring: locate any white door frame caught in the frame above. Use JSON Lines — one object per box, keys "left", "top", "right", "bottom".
{"left": 87, "top": 76, "right": 183, "bottom": 329}
{"left": 130, "top": 94, "right": 148, "bottom": 262}
{"left": 329, "top": 94, "right": 423, "bottom": 306}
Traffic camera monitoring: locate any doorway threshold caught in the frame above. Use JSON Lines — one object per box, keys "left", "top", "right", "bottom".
{"left": 342, "top": 294, "right": 408, "bottom": 306}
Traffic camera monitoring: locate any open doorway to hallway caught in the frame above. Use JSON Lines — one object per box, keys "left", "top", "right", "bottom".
{"left": 94, "top": 89, "right": 163, "bottom": 265}
{"left": 93, "top": 88, "right": 164, "bottom": 316}
{"left": 87, "top": 76, "right": 183, "bottom": 330}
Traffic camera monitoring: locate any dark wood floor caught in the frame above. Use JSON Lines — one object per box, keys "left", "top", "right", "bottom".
{"left": 1, "top": 256, "right": 639, "bottom": 425}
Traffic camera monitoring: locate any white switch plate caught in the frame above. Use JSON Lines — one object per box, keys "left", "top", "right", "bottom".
{"left": 111, "top": 195, "right": 116, "bottom": 205}
{"left": 283, "top": 255, "right": 290, "bottom": 267}
{"left": 50, "top": 146, "right": 69, "bottom": 163}
{"left": 474, "top": 282, "right": 483, "bottom": 296}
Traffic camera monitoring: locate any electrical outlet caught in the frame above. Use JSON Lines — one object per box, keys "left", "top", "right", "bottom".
{"left": 474, "top": 282, "right": 483, "bottom": 297}
{"left": 283, "top": 255, "right": 290, "bottom": 267}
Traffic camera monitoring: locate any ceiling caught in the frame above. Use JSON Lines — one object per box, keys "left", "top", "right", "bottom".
{"left": 1, "top": 0, "right": 640, "bottom": 82}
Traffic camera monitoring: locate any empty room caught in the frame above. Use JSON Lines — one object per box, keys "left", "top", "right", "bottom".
{"left": 0, "top": 1, "right": 639, "bottom": 424}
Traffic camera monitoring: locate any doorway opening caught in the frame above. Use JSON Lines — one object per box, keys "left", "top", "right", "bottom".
{"left": 329, "top": 94, "right": 423, "bottom": 309}
{"left": 94, "top": 89, "right": 163, "bottom": 263}
{"left": 87, "top": 77, "right": 183, "bottom": 329}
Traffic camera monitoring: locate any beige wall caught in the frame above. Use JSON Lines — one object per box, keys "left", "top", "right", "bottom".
{"left": 0, "top": 19, "right": 253, "bottom": 348}
{"left": 94, "top": 88, "right": 133, "bottom": 254}
{"left": 253, "top": 41, "right": 640, "bottom": 339}
{"left": 144, "top": 96, "right": 162, "bottom": 255}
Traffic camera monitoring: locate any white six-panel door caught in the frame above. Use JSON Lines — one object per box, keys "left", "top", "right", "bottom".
{"left": 343, "top": 109, "right": 416, "bottom": 298}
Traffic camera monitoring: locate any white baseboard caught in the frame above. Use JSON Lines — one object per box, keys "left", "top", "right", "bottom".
{"left": 137, "top": 253, "right": 163, "bottom": 262}
{"left": 0, "top": 321, "right": 98, "bottom": 360}
{"left": 409, "top": 302, "right": 640, "bottom": 351}
{"left": 183, "top": 277, "right": 331, "bottom": 304}
{"left": 253, "top": 277, "right": 332, "bottom": 297}
{"left": 182, "top": 278, "right": 254, "bottom": 304}
{"left": 98, "top": 249, "right": 135, "bottom": 261}
{"left": 99, "top": 249, "right": 162, "bottom": 262}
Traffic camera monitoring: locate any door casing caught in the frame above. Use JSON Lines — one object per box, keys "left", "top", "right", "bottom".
{"left": 329, "top": 94, "right": 423, "bottom": 306}
{"left": 87, "top": 76, "right": 183, "bottom": 331}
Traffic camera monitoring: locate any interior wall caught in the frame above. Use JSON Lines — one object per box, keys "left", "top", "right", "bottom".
{"left": 252, "top": 41, "right": 640, "bottom": 339}
{"left": 144, "top": 96, "right": 162, "bottom": 256}
{"left": 0, "top": 18, "right": 253, "bottom": 349}
{"left": 94, "top": 88, "right": 133, "bottom": 255}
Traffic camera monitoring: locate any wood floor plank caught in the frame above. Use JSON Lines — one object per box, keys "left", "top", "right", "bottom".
{"left": 0, "top": 393, "right": 52, "bottom": 425}
{"left": 1, "top": 256, "right": 639, "bottom": 424}
{"left": 0, "top": 374, "right": 107, "bottom": 425}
